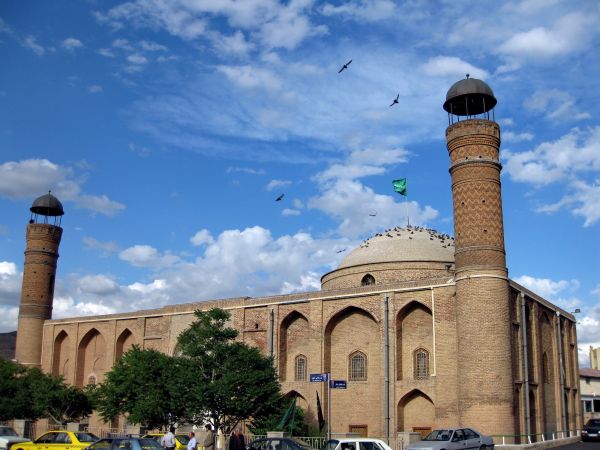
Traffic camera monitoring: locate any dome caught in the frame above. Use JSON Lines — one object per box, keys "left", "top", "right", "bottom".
{"left": 30, "top": 192, "right": 64, "bottom": 216}
{"left": 443, "top": 76, "right": 496, "bottom": 116}
{"left": 338, "top": 226, "right": 454, "bottom": 269}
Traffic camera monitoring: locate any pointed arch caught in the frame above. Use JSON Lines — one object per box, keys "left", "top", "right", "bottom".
{"left": 361, "top": 274, "right": 375, "bottom": 286}
{"left": 115, "top": 328, "right": 136, "bottom": 361}
{"left": 279, "top": 310, "right": 310, "bottom": 382}
{"left": 52, "top": 330, "right": 70, "bottom": 378}
{"left": 397, "top": 389, "right": 434, "bottom": 433}
{"left": 76, "top": 328, "right": 106, "bottom": 387}
{"left": 397, "top": 301, "right": 433, "bottom": 380}
{"left": 284, "top": 390, "right": 309, "bottom": 414}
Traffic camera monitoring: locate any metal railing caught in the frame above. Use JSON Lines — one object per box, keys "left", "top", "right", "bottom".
{"left": 493, "top": 429, "right": 581, "bottom": 445}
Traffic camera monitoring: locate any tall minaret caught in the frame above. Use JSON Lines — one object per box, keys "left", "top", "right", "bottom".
{"left": 15, "top": 192, "right": 64, "bottom": 368}
{"left": 443, "top": 77, "right": 515, "bottom": 435}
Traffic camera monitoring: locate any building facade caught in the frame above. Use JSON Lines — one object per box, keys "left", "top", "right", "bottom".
{"left": 580, "top": 368, "right": 600, "bottom": 423}
{"left": 16, "top": 78, "right": 582, "bottom": 442}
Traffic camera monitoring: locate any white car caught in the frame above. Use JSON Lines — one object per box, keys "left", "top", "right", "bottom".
{"left": 405, "top": 428, "right": 494, "bottom": 450}
{"left": 323, "top": 438, "right": 393, "bottom": 450}
{"left": 0, "top": 426, "right": 29, "bottom": 450}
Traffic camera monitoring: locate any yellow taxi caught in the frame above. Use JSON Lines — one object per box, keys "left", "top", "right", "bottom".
{"left": 141, "top": 435, "right": 189, "bottom": 450}
{"left": 11, "top": 431, "right": 98, "bottom": 450}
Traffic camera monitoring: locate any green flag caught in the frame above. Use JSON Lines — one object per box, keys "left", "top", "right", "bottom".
{"left": 392, "top": 178, "right": 407, "bottom": 196}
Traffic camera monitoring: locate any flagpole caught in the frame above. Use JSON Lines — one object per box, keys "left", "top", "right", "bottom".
{"left": 405, "top": 195, "right": 410, "bottom": 227}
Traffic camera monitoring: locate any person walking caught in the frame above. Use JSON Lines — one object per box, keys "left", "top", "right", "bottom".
{"left": 161, "top": 427, "right": 176, "bottom": 450}
{"left": 228, "top": 429, "right": 245, "bottom": 450}
{"left": 187, "top": 432, "right": 197, "bottom": 450}
{"left": 199, "top": 425, "right": 215, "bottom": 450}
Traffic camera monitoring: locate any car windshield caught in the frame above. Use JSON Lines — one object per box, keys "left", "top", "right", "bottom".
{"left": 91, "top": 439, "right": 116, "bottom": 449}
{"left": 323, "top": 440, "right": 339, "bottom": 450}
{"left": 0, "top": 428, "right": 19, "bottom": 437}
{"left": 139, "top": 438, "right": 163, "bottom": 450}
{"left": 290, "top": 438, "right": 312, "bottom": 450}
{"left": 423, "top": 430, "right": 452, "bottom": 441}
{"left": 176, "top": 435, "right": 190, "bottom": 445}
{"left": 587, "top": 420, "right": 600, "bottom": 427}
{"left": 75, "top": 433, "right": 99, "bottom": 442}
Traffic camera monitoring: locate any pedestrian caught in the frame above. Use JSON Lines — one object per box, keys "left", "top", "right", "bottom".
{"left": 161, "top": 427, "right": 176, "bottom": 450}
{"left": 228, "top": 429, "right": 245, "bottom": 450}
{"left": 199, "top": 424, "right": 215, "bottom": 450}
{"left": 187, "top": 432, "right": 197, "bottom": 450}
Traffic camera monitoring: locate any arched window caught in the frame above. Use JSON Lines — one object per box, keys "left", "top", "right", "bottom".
{"left": 295, "top": 355, "right": 307, "bottom": 381}
{"left": 542, "top": 352, "right": 549, "bottom": 384}
{"left": 349, "top": 351, "right": 367, "bottom": 381}
{"left": 414, "top": 348, "right": 429, "bottom": 379}
{"left": 87, "top": 374, "right": 97, "bottom": 386}
{"left": 361, "top": 274, "right": 375, "bottom": 286}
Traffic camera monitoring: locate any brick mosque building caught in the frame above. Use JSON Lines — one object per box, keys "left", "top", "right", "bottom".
{"left": 14, "top": 78, "right": 581, "bottom": 442}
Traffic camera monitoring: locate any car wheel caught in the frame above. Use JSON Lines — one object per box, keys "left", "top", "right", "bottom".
{"left": 479, "top": 445, "right": 486, "bottom": 450}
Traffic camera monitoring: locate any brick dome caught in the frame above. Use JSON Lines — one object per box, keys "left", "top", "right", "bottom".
{"left": 339, "top": 226, "right": 454, "bottom": 269}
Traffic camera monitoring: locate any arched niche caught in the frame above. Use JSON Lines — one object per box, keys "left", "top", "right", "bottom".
{"left": 52, "top": 330, "right": 70, "bottom": 378}
{"left": 397, "top": 301, "right": 433, "bottom": 380}
{"left": 279, "top": 311, "right": 310, "bottom": 382}
{"left": 115, "top": 328, "right": 136, "bottom": 361}
{"left": 76, "top": 328, "right": 106, "bottom": 387}
{"left": 397, "top": 389, "right": 435, "bottom": 433}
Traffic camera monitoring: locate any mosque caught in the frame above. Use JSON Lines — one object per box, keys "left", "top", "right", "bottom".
{"left": 13, "top": 78, "right": 582, "bottom": 443}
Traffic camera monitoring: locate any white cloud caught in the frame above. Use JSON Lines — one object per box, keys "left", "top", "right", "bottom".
{"left": 503, "top": 126, "right": 600, "bottom": 186}
{"left": 226, "top": 166, "right": 265, "bottom": 175}
{"left": 282, "top": 208, "right": 301, "bottom": 216}
{"left": 266, "top": 179, "right": 292, "bottom": 191}
{"left": 498, "top": 12, "right": 597, "bottom": 61}
{"left": 420, "top": 56, "right": 489, "bottom": 79}
{"left": 190, "top": 229, "right": 214, "bottom": 246}
{"left": 127, "top": 279, "right": 167, "bottom": 294}
{"left": 98, "top": 48, "right": 115, "bottom": 58}
{"left": 62, "top": 37, "right": 83, "bottom": 51}
{"left": 75, "top": 194, "right": 125, "bottom": 217}
{"left": 22, "top": 35, "right": 45, "bottom": 56}
{"left": 217, "top": 65, "right": 281, "bottom": 91}
{"left": 78, "top": 274, "right": 120, "bottom": 296}
{"left": 83, "top": 237, "right": 121, "bottom": 254}
{"left": 514, "top": 275, "right": 579, "bottom": 299}
{"left": 53, "top": 296, "right": 117, "bottom": 319}
{"left": 139, "top": 40, "right": 167, "bottom": 51}
{"left": 502, "top": 131, "right": 534, "bottom": 143}
{"left": 88, "top": 85, "right": 103, "bottom": 94}
{"left": 280, "top": 271, "right": 321, "bottom": 294}
{"left": 524, "top": 89, "right": 590, "bottom": 121}
{"left": 537, "top": 180, "right": 600, "bottom": 227}
{"left": 127, "top": 54, "right": 148, "bottom": 65}
{"left": 212, "top": 30, "right": 255, "bottom": 55}
{"left": 321, "top": 0, "right": 395, "bottom": 22}
{"left": 119, "top": 245, "right": 180, "bottom": 268}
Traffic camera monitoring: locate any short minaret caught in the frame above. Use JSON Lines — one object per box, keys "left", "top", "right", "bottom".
{"left": 443, "top": 77, "right": 515, "bottom": 435}
{"left": 15, "top": 192, "right": 64, "bottom": 368}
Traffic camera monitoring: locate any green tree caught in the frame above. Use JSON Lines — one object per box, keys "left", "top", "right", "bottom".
{"left": 177, "top": 308, "right": 283, "bottom": 432}
{"left": 0, "top": 358, "right": 93, "bottom": 424}
{"left": 95, "top": 346, "right": 187, "bottom": 430}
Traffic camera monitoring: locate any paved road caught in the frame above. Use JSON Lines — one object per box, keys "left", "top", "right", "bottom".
{"left": 556, "top": 442, "right": 600, "bottom": 450}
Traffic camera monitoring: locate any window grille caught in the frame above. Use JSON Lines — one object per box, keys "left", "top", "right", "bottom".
{"left": 361, "top": 274, "right": 375, "bottom": 286}
{"left": 295, "top": 355, "right": 307, "bottom": 381}
{"left": 349, "top": 351, "right": 367, "bottom": 380}
{"left": 414, "top": 349, "right": 429, "bottom": 379}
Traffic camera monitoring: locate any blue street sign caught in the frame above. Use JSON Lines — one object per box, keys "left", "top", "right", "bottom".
{"left": 310, "top": 373, "right": 329, "bottom": 382}
{"left": 330, "top": 380, "right": 347, "bottom": 389}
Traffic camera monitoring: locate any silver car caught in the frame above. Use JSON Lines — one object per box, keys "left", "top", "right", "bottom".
{"left": 0, "top": 426, "right": 29, "bottom": 450}
{"left": 405, "top": 429, "right": 494, "bottom": 450}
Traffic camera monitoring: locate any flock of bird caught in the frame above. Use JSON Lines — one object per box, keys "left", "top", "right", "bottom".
{"left": 357, "top": 226, "right": 455, "bottom": 250}
{"left": 272, "top": 59, "right": 418, "bottom": 256}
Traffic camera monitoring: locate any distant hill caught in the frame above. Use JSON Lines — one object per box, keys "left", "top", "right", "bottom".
{"left": 0, "top": 331, "right": 16, "bottom": 360}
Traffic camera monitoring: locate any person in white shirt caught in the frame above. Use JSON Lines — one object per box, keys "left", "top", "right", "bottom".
{"left": 187, "top": 432, "right": 197, "bottom": 450}
{"left": 161, "top": 427, "right": 177, "bottom": 450}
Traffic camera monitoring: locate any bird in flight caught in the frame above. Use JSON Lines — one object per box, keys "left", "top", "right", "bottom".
{"left": 336, "top": 248, "right": 347, "bottom": 253}
{"left": 275, "top": 194, "right": 284, "bottom": 202}
{"left": 369, "top": 212, "right": 377, "bottom": 217}
{"left": 338, "top": 59, "right": 352, "bottom": 73}
{"left": 389, "top": 94, "right": 399, "bottom": 107}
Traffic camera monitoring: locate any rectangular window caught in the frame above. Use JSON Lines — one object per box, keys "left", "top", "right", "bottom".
{"left": 594, "top": 399, "right": 600, "bottom": 412}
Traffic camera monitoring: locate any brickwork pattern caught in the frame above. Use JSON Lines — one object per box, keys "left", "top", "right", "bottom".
{"left": 15, "top": 223, "right": 63, "bottom": 368}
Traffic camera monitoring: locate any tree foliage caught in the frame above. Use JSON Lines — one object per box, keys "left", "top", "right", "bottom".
{"left": 177, "top": 308, "right": 283, "bottom": 432}
{"left": 94, "top": 346, "right": 187, "bottom": 430}
{"left": 0, "top": 357, "right": 93, "bottom": 424}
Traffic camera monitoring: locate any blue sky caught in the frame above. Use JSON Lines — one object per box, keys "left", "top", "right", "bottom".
{"left": 1, "top": 0, "right": 599, "bottom": 366}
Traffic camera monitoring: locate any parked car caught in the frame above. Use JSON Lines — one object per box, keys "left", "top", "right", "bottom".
{"left": 85, "top": 438, "right": 163, "bottom": 450}
{"left": 0, "top": 426, "right": 29, "bottom": 450}
{"left": 405, "top": 428, "right": 494, "bottom": 450}
{"left": 142, "top": 434, "right": 189, "bottom": 450}
{"left": 247, "top": 437, "right": 314, "bottom": 450}
{"left": 582, "top": 418, "right": 600, "bottom": 442}
{"left": 11, "top": 431, "right": 99, "bottom": 450}
{"left": 323, "top": 438, "right": 393, "bottom": 450}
